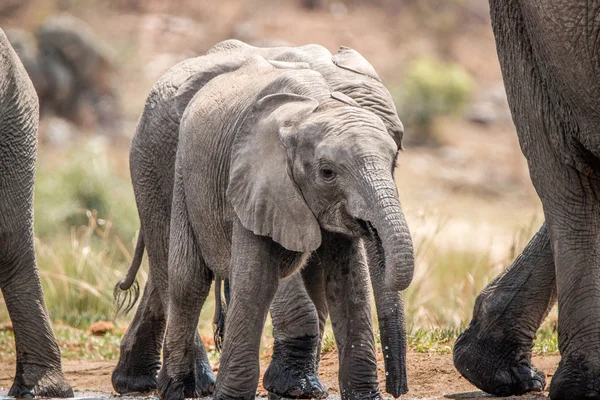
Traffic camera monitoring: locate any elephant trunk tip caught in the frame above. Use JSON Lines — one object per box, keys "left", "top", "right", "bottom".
{"left": 385, "top": 244, "right": 415, "bottom": 291}
{"left": 386, "top": 268, "right": 414, "bottom": 292}
{"left": 365, "top": 219, "right": 415, "bottom": 291}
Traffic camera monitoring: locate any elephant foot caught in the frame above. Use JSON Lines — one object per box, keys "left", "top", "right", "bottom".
{"left": 111, "top": 360, "right": 158, "bottom": 394}
{"left": 195, "top": 359, "right": 216, "bottom": 395}
{"left": 267, "top": 392, "right": 382, "bottom": 400}
{"left": 157, "top": 364, "right": 197, "bottom": 400}
{"left": 263, "top": 359, "right": 327, "bottom": 399}
{"left": 8, "top": 364, "right": 73, "bottom": 398}
{"left": 549, "top": 355, "right": 600, "bottom": 400}
{"left": 453, "top": 325, "right": 545, "bottom": 396}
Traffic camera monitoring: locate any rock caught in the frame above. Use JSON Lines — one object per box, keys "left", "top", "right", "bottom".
{"left": 8, "top": 14, "right": 121, "bottom": 131}
{"left": 467, "top": 101, "right": 498, "bottom": 125}
{"left": 466, "top": 84, "right": 512, "bottom": 126}
{"left": 88, "top": 321, "right": 115, "bottom": 336}
{"left": 36, "top": 13, "right": 116, "bottom": 92}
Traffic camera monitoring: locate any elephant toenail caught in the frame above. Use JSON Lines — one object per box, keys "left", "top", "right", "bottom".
{"left": 530, "top": 379, "right": 543, "bottom": 391}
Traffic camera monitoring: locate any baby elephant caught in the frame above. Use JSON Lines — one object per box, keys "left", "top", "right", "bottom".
{"left": 114, "top": 40, "right": 411, "bottom": 400}
{"left": 158, "top": 55, "right": 414, "bottom": 400}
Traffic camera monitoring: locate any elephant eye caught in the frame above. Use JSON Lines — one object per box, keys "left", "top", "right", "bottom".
{"left": 320, "top": 166, "right": 336, "bottom": 181}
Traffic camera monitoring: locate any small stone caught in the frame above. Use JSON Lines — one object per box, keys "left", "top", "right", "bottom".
{"left": 88, "top": 321, "right": 114, "bottom": 336}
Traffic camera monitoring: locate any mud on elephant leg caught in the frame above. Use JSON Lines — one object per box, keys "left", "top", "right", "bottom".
{"left": 0, "top": 234, "right": 73, "bottom": 398}
{"left": 264, "top": 272, "right": 327, "bottom": 399}
{"left": 112, "top": 276, "right": 166, "bottom": 394}
{"left": 453, "top": 223, "right": 555, "bottom": 396}
{"left": 320, "top": 233, "right": 381, "bottom": 400}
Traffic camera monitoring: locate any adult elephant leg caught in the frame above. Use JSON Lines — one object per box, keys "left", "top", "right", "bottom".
{"left": 214, "top": 219, "right": 280, "bottom": 400}
{"left": 453, "top": 223, "right": 555, "bottom": 396}
{"left": 111, "top": 274, "right": 166, "bottom": 393}
{"left": 264, "top": 273, "right": 327, "bottom": 399}
{"left": 157, "top": 191, "right": 213, "bottom": 400}
{"left": 320, "top": 232, "right": 381, "bottom": 400}
{"left": 541, "top": 169, "right": 600, "bottom": 399}
{"left": 364, "top": 238, "right": 408, "bottom": 397}
{"left": 0, "top": 233, "right": 73, "bottom": 398}
{"left": 113, "top": 141, "right": 172, "bottom": 393}
{"left": 0, "top": 80, "right": 72, "bottom": 396}
{"left": 487, "top": 0, "right": 600, "bottom": 397}
{"left": 115, "top": 123, "right": 215, "bottom": 394}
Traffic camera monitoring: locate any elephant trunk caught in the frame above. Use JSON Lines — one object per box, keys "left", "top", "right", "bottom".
{"left": 352, "top": 167, "right": 414, "bottom": 291}
{"left": 364, "top": 237, "right": 408, "bottom": 396}
{"left": 350, "top": 164, "right": 412, "bottom": 396}
{"left": 348, "top": 162, "right": 414, "bottom": 397}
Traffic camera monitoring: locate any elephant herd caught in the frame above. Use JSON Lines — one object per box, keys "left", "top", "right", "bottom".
{"left": 1, "top": 1, "right": 600, "bottom": 399}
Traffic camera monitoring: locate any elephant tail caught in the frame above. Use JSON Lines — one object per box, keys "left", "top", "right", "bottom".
{"left": 213, "top": 276, "right": 228, "bottom": 352}
{"left": 113, "top": 231, "right": 144, "bottom": 318}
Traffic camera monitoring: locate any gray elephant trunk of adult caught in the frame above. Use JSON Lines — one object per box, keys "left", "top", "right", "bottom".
{"left": 353, "top": 171, "right": 414, "bottom": 291}
{"left": 365, "top": 238, "right": 408, "bottom": 397}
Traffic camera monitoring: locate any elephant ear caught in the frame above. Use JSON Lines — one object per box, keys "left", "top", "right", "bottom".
{"left": 228, "top": 93, "right": 321, "bottom": 252}
{"left": 173, "top": 56, "right": 247, "bottom": 118}
{"left": 332, "top": 46, "right": 381, "bottom": 82}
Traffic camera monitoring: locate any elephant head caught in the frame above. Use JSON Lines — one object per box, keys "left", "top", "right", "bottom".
{"left": 227, "top": 83, "right": 414, "bottom": 291}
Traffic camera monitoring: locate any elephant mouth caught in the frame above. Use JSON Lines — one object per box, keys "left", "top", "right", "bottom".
{"left": 358, "top": 219, "right": 385, "bottom": 264}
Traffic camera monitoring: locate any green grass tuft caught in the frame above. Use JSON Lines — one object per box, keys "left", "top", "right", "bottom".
{"left": 321, "top": 331, "right": 337, "bottom": 354}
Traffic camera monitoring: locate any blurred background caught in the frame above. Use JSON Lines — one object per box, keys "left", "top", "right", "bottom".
{"left": 0, "top": 0, "right": 550, "bottom": 362}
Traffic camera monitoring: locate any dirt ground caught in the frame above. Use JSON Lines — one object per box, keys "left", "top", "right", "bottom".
{"left": 0, "top": 352, "right": 559, "bottom": 399}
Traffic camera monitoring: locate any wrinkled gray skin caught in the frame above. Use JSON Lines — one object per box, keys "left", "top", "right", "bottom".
{"left": 6, "top": 14, "right": 120, "bottom": 129}
{"left": 160, "top": 54, "right": 411, "bottom": 400}
{"left": 112, "top": 40, "right": 413, "bottom": 400}
{"left": 454, "top": 2, "right": 600, "bottom": 399}
{"left": 0, "top": 29, "right": 73, "bottom": 398}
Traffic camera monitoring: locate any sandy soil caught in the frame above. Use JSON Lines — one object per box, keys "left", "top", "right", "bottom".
{"left": 0, "top": 352, "right": 559, "bottom": 399}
